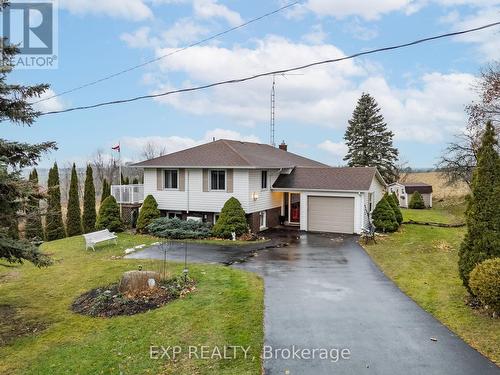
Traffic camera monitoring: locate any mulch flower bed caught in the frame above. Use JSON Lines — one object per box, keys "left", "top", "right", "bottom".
{"left": 71, "top": 277, "right": 196, "bottom": 317}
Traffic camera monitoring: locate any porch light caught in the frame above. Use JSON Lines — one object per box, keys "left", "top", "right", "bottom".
{"left": 252, "top": 192, "right": 259, "bottom": 201}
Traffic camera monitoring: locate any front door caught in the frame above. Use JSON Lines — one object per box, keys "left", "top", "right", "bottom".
{"left": 289, "top": 193, "right": 300, "bottom": 224}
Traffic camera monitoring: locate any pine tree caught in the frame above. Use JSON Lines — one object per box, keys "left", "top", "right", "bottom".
{"left": 96, "top": 196, "right": 124, "bottom": 232}
{"left": 0, "top": 3, "right": 54, "bottom": 266}
{"left": 387, "top": 192, "right": 403, "bottom": 225}
{"left": 344, "top": 93, "right": 399, "bottom": 183}
{"left": 136, "top": 195, "right": 160, "bottom": 233}
{"left": 82, "top": 165, "right": 96, "bottom": 233}
{"left": 212, "top": 197, "right": 248, "bottom": 238}
{"left": 101, "top": 178, "right": 110, "bottom": 203}
{"left": 66, "top": 163, "right": 82, "bottom": 236}
{"left": 46, "top": 163, "right": 66, "bottom": 241}
{"left": 458, "top": 121, "right": 500, "bottom": 292}
{"left": 25, "top": 168, "right": 44, "bottom": 240}
{"left": 408, "top": 191, "right": 425, "bottom": 209}
{"left": 372, "top": 196, "right": 398, "bottom": 233}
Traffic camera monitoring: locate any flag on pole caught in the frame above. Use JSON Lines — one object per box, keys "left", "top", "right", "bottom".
{"left": 111, "top": 144, "right": 120, "bottom": 152}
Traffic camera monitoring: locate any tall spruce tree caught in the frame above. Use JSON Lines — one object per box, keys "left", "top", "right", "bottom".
{"left": 458, "top": 121, "right": 500, "bottom": 292}
{"left": 344, "top": 93, "right": 399, "bottom": 183}
{"left": 101, "top": 178, "right": 110, "bottom": 203}
{"left": 66, "top": 163, "right": 82, "bottom": 236}
{"left": 82, "top": 165, "right": 96, "bottom": 233}
{"left": 25, "top": 168, "right": 45, "bottom": 240}
{"left": 46, "top": 163, "right": 66, "bottom": 241}
{"left": 0, "top": 6, "right": 54, "bottom": 266}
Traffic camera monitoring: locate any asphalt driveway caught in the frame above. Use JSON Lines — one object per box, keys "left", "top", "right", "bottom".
{"left": 128, "top": 230, "right": 499, "bottom": 374}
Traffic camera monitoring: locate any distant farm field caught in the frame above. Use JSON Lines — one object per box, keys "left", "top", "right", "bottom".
{"left": 404, "top": 172, "right": 469, "bottom": 199}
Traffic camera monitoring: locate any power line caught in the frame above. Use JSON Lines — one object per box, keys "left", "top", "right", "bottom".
{"left": 32, "top": 1, "right": 301, "bottom": 105}
{"left": 40, "top": 21, "right": 500, "bottom": 116}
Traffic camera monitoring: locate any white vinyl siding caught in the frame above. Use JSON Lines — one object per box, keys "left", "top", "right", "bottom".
{"left": 248, "top": 169, "right": 282, "bottom": 213}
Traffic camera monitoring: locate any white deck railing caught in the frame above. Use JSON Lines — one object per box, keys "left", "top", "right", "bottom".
{"left": 111, "top": 184, "right": 144, "bottom": 204}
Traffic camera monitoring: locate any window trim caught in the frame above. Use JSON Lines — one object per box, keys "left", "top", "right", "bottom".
{"left": 368, "top": 192, "right": 374, "bottom": 212}
{"left": 163, "top": 169, "right": 179, "bottom": 190}
{"left": 209, "top": 169, "right": 226, "bottom": 191}
{"left": 261, "top": 170, "right": 268, "bottom": 190}
{"left": 259, "top": 210, "right": 267, "bottom": 230}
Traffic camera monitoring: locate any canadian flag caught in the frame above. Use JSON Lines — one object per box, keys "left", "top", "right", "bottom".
{"left": 111, "top": 144, "right": 120, "bottom": 152}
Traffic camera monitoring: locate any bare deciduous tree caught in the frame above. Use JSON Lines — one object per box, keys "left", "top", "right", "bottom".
{"left": 437, "top": 61, "right": 500, "bottom": 188}
{"left": 141, "top": 141, "right": 166, "bottom": 160}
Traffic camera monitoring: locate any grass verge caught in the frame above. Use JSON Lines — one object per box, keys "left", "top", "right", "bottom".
{"left": 363, "top": 223, "right": 499, "bottom": 364}
{"left": 0, "top": 233, "right": 264, "bottom": 374}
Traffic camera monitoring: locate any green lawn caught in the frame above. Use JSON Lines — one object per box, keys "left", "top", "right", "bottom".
{"left": 0, "top": 234, "right": 264, "bottom": 374}
{"left": 364, "top": 209, "right": 499, "bottom": 364}
{"left": 402, "top": 200, "right": 466, "bottom": 224}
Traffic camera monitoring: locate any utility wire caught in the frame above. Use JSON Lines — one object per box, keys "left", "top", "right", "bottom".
{"left": 32, "top": 1, "right": 301, "bottom": 104}
{"left": 40, "top": 21, "right": 500, "bottom": 116}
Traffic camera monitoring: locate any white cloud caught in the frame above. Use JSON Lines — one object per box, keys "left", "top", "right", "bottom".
{"left": 142, "top": 36, "right": 476, "bottom": 144}
{"left": 32, "top": 89, "right": 65, "bottom": 113}
{"left": 60, "top": 0, "right": 152, "bottom": 21}
{"left": 302, "top": 24, "right": 328, "bottom": 45}
{"left": 121, "top": 27, "right": 156, "bottom": 49}
{"left": 440, "top": 6, "right": 500, "bottom": 61}
{"left": 303, "top": 0, "right": 415, "bottom": 20}
{"left": 161, "top": 18, "right": 209, "bottom": 47}
{"left": 121, "top": 128, "right": 261, "bottom": 158}
{"left": 318, "top": 140, "right": 347, "bottom": 157}
{"left": 342, "top": 19, "right": 379, "bottom": 40}
{"left": 193, "top": 0, "right": 243, "bottom": 26}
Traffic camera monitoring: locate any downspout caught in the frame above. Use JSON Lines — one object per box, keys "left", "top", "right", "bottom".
{"left": 186, "top": 169, "right": 190, "bottom": 214}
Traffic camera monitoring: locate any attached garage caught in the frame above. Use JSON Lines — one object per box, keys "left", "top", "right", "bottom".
{"left": 307, "top": 196, "right": 355, "bottom": 234}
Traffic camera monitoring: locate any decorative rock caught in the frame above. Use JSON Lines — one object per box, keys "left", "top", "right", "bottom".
{"left": 118, "top": 270, "right": 161, "bottom": 296}
{"left": 124, "top": 248, "right": 135, "bottom": 254}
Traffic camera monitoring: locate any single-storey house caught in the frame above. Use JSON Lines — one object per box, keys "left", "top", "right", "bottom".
{"left": 388, "top": 182, "right": 433, "bottom": 208}
{"left": 115, "top": 139, "right": 386, "bottom": 234}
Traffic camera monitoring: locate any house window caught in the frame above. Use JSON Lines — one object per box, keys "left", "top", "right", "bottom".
{"left": 163, "top": 169, "right": 178, "bottom": 189}
{"left": 210, "top": 170, "right": 226, "bottom": 191}
{"left": 261, "top": 170, "right": 268, "bottom": 189}
{"left": 259, "top": 211, "right": 266, "bottom": 229}
{"left": 213, "top": 213, "right": 220, "bottom": 224}
{"left": 167, "top": 212, "right": 182, "bottom": 219}
{"left": 368, "top": 192, "right": 374, "bottom": 212}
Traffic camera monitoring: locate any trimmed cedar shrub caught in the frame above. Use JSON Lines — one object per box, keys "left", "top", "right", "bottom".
{"left": 469, "top": 258, "right": 500, "bottom": 314}
{"left": 387, "top": 192, "right": 403, "bottom": 225}
{"left": 82, "top": 165, "right": 97, "bottom": 233}
{"left": 100, "top": 178, "right": 110, "bottom": 204}
{"left": 66, "top": 163, "right": 82, "bottom": 236}
{"left": 136, "top": 195, "right": 160, "bottom": 233}
{"left": 372, "top": 196, "right": 398, "bottom": 232}
{"left": 408, "top": 191, "right": 425, "bottom": 209}
{"left": 459, "top": 121, "right": 500, "bottom": 292}
{"left": 132, "top": 177, "right": 139, "bottom": 184}
{"left": 147, "top": 217, "right": 212, "bottom": 239}
{"left": 45, "top": 162, "right": 66, "bottom": 241}
{"left": 96, "top": 196, "right": 124, "bottom": 232}
{"left": 25, "top": 168, "right": 44, "bottom": 241}
{"left": 212, "top": 197, "right": 248, "bottom": 239}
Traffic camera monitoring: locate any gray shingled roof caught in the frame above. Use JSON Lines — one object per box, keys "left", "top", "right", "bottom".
{"left": 273, "top": 167, "right": 382, "bottom": 191}
{"left": 133, "top": 139, "right": 328, "bottom": 168}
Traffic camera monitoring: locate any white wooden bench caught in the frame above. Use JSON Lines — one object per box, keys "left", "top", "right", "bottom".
{"left": 83, "top": 229, "right": 117, "bottom": 251}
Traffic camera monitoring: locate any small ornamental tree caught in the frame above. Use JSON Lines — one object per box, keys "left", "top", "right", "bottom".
{"left": 96, "top": 196, "right": 124, "bottom": 232}
{"left": 408, "top": 191, "right": 425, "bottom": 209}
{"left": 46, "top": 163, "right": 66, "bottom": 241}
{"left": 387, "top": 192, "right": 403, "bottom": 225}
{"left": 136, "top": 195, "right": 160, "bottom": 233}
{"left": 66, "top": 163, "right": 82, "bottom": 236}
{"left": 469, "top": 258, "right": 500, "bottom": 314}
{"left": 82, "top": 165, "right": 96, "bottom": 233}
{"left": 372, "top": 196, "right": 398, "bottom": 232}
{"left": 212, "top": 197, "right": 248, "bottom": 239}
{"left": 25, "top": 168, "right": 44, "bottom": 240}
{"left": 458, "top": 121, "right": 500, "bottom": 292}
{"left": 101, "top": 178, "right": 110, "bottom": 203}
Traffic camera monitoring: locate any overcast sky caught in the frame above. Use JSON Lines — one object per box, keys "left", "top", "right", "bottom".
{"left": 5, "top": 0, "right": 500, "bottom": 168}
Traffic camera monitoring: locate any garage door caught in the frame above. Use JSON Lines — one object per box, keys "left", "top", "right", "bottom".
{"left": 308, "top": 196, "right": 355, "bottom": 234}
